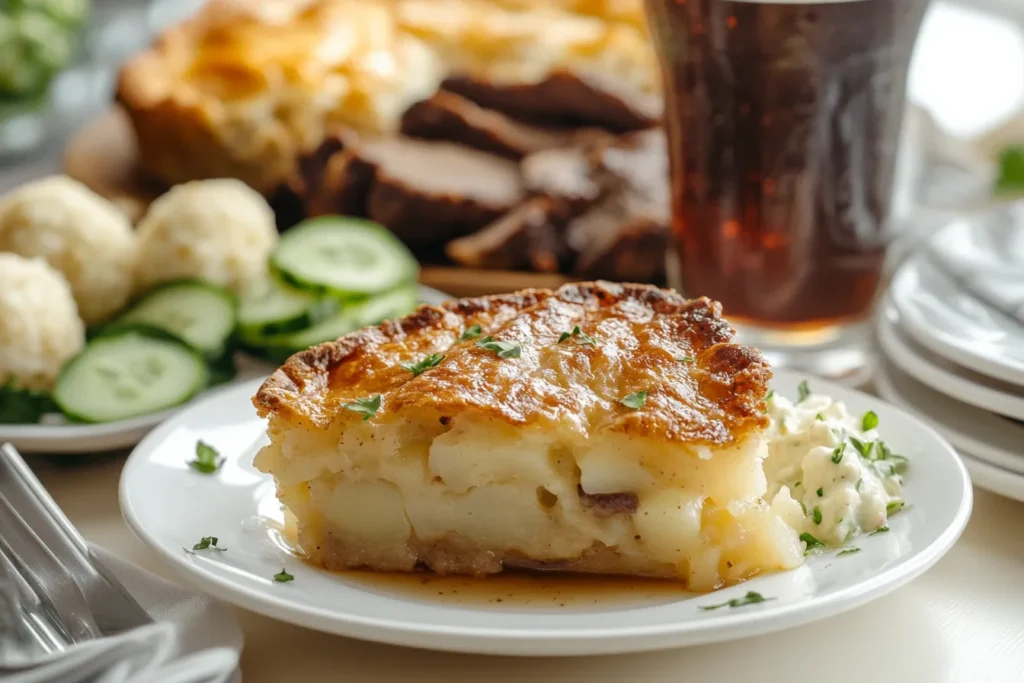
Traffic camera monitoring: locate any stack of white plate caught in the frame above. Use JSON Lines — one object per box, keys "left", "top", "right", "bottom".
{"left": 877, "top": 205, "right": 1024, "bottom": 501}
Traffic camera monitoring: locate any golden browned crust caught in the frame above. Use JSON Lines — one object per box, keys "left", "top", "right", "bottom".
{"left": 254, "top": 281, "right": 770, "bottom": 446}
{"left": 116, "top": 0, "right": 443, "bottom": 194}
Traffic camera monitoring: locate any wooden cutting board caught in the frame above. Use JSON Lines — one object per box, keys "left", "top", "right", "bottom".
{"left": 62, "top": 109, "right": 572, "bottom": 298}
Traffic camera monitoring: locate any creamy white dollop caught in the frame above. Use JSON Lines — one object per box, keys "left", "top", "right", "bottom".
{"left": 763, "top": 388, "right": 905, "bottom": 548}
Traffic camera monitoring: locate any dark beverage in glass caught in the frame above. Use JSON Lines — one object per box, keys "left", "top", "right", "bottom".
{"left": 646, "top": 0, "right": 930, "bottom": 374}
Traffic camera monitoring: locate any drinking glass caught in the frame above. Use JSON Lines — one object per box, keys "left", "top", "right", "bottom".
{"left": 646, "top": 0, "right": 931, "bottom": 379}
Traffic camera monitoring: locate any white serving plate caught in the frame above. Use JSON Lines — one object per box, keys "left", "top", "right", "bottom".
{"left": 874, "top": 359, "right": 1024, "bottom": 475}
{"left": 119, "top": 371, "right": 972, "bottom": 657}
{"left": 876, "top": 301, "right": 1024, "bottom": 421}
{"left": 0, "top": 285, "right": 451, "bottom": 454}
{"left": 888, "top": 212, "right": 1024, "bottom": 386}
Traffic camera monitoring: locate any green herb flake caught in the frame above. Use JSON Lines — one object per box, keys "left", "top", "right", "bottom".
{"left": 273, "top": 569, "right": 294, "bottom": 583}
{"left": 401, "top": 353, "right": 445, "bottom": 377}
{"left": 870, "top": 526, "right": 890, "bottom": 536}
{"left": 793, "top": 481, "right": 801, "bottom": 489}
{"left": 849, "top": 436, "right": 874, "bottom": 459}
{"left": 558, "top": 325, "right": 598, "bottom": 346}
{"left": 812, "top": 506, "right": 822, "bottom": 525}
{"left": 619, "top": 391, "right": 648, "bottom": 409}
{"left": 459, "top": 324, "right": 483, "bottom": 341}
{"left": 886, "top": 501, "right": 905, "bottom": 516}
{"left": 476, "top": 336, "right": 522, "bottom": 359}
{"left": 798, "top": 500, "right": 808, "bottom": 515}
{"left": 344, "top": 395, "right": 382, "bottom": 421}
{"left": 800, "top": 532, "right": 825, "bottom": 554}
{"left": 765, "top": 390, "right": 775, "bottom": 401}
{"left": 699, "top": 591, "right": 773, "bottom": 611}
{"left": 797, "top": 380, "right": 811, "bottom": 403}
{"left": 838, "top": 547, "right": 861, "bottom": 556}
{"left": 876, "top": 441, "right": 909, "bottom": 474}
{"left": 816, "top": 487, "right": 824, "bottom": 498}
{"left": 192, "top": 536, "right": 226, "bottom": 552}
{"left": 815, "top": 413, "right": 825, "bottom": 422}
{"left": 189, "top": 440, "right": 224, "bottom": 474}
{"left": 855, "top": 478, "right": 863, "bottom": 492}
{"left": 831, "top": 443, "right": 846, "bottom": 464}
{"left": 862, "top": 410, "right": 879, "bottom": 431}
{"left": 995, "top": 146, "right": 1024, "bottom": 194}
{"left": 677, "top": 355, "right": 696, "bottom": 363}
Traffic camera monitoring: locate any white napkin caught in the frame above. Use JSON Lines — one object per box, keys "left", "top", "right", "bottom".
{"left": 2, "top": 545, "right": 243, "bottom": 683}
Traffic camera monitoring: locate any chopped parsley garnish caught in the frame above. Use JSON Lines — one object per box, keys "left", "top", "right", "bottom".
{"left": 816, "top": 487, "right": 824, "bottom": 497}
{"left": 812, "top": 506, "right": 822, "bottom": 525}
{"left": 838, "top": 547, "right": 861, "bottom": 556}
{"left": 476, "top": 336, "right": 522, "bottom": 359}
{"left": 699, "top": 591, "right": 773, "bottom": 611}
{"left": 793, "top": 481, "right": 801, "bottom": 488}
{"left": 677, "top": 355, "right": 695, "bottom": 363}
{"left": 849, "top": 436, "right": 874, "bottom": 459}
{"left": 344, "top": 395, "right": 382, "bottom": 421}
{"left": 558, "top": 325, "right": 598, "bottom": 346}
{"left": 189, "top": 441, "right": 224, "bottom": 474}
{"left": 765, "top": 390, "right": 775, "bottom": 401}
{"left": 886, "top": 501, "right": 905, "bottom": 516}
{"left": 192, "top": 536, "right": 226, "bottom": 552}
{"left": 831, "top": 443, "right": 846, "bottom": 464}
{"left": 273, "top": 569, "right": 294, "bottom": 583}
{"left": 862, "top": 410, "right": 879, "bottom": 431}
{"left": 870, "top": 526, "right": 890, "bottom": 536}
{"left": 797, "top": 380, "right": 811, "bottom": 403}
{"left": 815, "top": 413, "right": 825, "bottom": 422}
{"left": 619, "top": 391, "right": 648, "bottom": 409}
{"left": 875, "top": 441, "right": 909, "bottom": 474}
{"left": 459, "top": 324, "right": 482, "bottom": 341}
{"left": 401, "top": 353, "right": 445, "bottom": 377}
{"left": 855, "top": 478, "right": 863, "bottom": 492}
{"left": 800, "top": 532, "right": 825, "bottom": 554}
{"left": 798, "top": 500, "right": 808, "bottom": 515}
{"left": 995, "top": 146, "right": 1024, "bottom": 194}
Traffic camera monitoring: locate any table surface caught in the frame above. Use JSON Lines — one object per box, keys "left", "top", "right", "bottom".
{"left": 7, "top": 2, "right": 1024, "bottom": 680}
{"left": 29, "top": 453, "right": 1024, "bottom": 683}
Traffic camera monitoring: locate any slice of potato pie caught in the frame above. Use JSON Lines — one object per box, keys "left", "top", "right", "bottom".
{"left": 253, "top": 281, "right": 803, "bottom": 590}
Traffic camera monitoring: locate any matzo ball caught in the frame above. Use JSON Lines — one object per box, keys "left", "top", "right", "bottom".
{"left": 135, "top": 179, "right": 278, "bottom": 295}
{"left": 0, "top": 253, "right": 85, "bottom": 391}
{"left": 0, "top": 175, "right": 137, "bottom": 325}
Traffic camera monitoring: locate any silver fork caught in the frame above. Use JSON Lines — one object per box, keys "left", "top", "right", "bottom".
{"left": 0, "top": 443, "right": 152, "bottom": 653}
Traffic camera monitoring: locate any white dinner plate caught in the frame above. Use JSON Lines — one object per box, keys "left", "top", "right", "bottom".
{"left": 874, "top": 360, "right": 1024, "bottom": 475}
{"left": 957, "top": 453, "right": 1024, "bottom": 505}
{"left": 876, "top": 301, "right": 1024, "bottom": 421}
{"left": 0, "top": 285, "right": 451, "bottom": 454}
{"left": 120, "top": 370, "right": 972, "bottom": 657}
{"left": 888, "top": 212, "right": 1024, "bottom": 386}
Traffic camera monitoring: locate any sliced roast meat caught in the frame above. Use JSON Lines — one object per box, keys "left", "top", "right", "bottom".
{"left": 401, "top": 90, "right": 603, "bottom": 160}
{"left": 360, "top": 136, "right": 524, "bottom": 246}
{"left": 590, "top": 128, "right": 669, "bottom": 213}
{"left": 521, "top": 145, "right": 604, "bottom": 219}
{"left": 304, "top": 148, "right": 378, "bottom": 218}
{"left": 445, "top": 196, "right": 568, "bottom": 272}
{"left": 569, "top": 190, "right": 669, "bottom": 284}
{"left": 442, "top": 69, "right": 661, "bottom": 132}
{"left": 577, "top": 486, "right": 639, "bottom": 516}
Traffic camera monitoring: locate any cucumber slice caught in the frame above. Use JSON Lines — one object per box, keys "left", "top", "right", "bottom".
{"left": 54, "top": 326, "right": 208, "bottom": 423}
{"left": 116, "top": 280, "right": 236, "bottom": 358}
{"left": 270, "top": 217, "right": 418, "bottom": 297}
{"left": 244, "top": 286, "right": 420, "bottom": 363}
{"left": 238, "top": 278, "right": 338, "bottom": 337}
